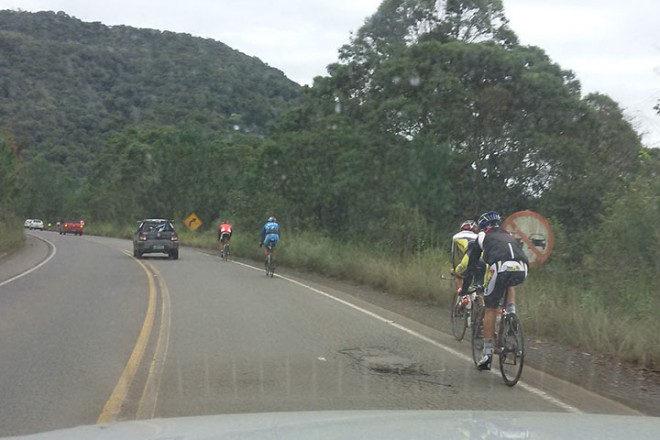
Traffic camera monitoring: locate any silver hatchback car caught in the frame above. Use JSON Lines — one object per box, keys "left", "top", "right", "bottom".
{"left": 133, "top": 219, "right": 179, "bottom": 259}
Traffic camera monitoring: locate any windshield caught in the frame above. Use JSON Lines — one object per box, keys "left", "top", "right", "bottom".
{"left": 0, "top": 0, "right": 658, "bottom": 438}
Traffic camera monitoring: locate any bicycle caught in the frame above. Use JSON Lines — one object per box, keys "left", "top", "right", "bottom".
{"left": 471, "top": 288, "right": 525, "bottom": 386}
{"left": 220, "top": 241, "right": 230, "bottom": 261}
{"left": 450, "top": 285, "right": 480, "bottom": 341}
{"left": 219, "top": 232, "right": 231, "bottom": 261}
{"left": 265, "top": 244, "right": 275, "bottom": 277}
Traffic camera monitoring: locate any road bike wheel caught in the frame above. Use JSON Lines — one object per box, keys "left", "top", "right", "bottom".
{"left": 265, "top": 252, "right": 273, "bottom": 277}
{"left": 222, "top": 244, "right": 229, "bottom": 261}
{"left": 471, "top": 304, "right": 485, "bottom": 367}
{"left": 450, "top": 292, "right": 468, "bottom": 341}
{"left": 498, "top": 313, "right": 525, "bottom": 386}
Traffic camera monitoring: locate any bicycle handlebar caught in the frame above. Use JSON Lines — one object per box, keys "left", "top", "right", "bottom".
{"left": 466, "top": 284, "right": 484, "bottom": 294}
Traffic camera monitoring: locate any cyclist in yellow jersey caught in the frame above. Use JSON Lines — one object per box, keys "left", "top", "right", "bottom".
{"left": 451, "top": 220, "right": 478, "bottom": 292}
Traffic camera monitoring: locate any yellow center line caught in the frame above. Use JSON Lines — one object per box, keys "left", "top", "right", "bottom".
{"left": 136, "top": 262, "right": 172, "bottom": 419}
{"left": 97, "top": 250, "right": 157, "bottom": 424}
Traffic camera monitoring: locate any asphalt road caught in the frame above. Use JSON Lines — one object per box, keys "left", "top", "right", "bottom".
{"left": 0, "top": 232, "right": 642, "bottom": 437}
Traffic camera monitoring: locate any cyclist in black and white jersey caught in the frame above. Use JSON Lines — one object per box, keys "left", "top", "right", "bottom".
{"left": 459, "top": 211, "right": 529, "bottom": 371}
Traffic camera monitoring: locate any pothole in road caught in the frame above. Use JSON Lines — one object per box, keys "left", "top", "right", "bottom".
{"left": 339, "top": 347, "right": 425, "bottom": 376}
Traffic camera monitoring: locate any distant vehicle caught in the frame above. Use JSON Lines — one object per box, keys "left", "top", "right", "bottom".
{"left": 24, "top": 219, "right": 45, "bottom": 230}
{"left": 31, "top": 219, "right": 44, "bottom": 230}
{"left": 59, "top": 220, "right": 84, "bottom": 236}
{"left": 133, "top": 219, "right": 179, "bottom": 259}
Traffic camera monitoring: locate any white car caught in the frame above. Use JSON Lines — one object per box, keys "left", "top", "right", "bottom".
{"left": 24, "top": 219, "right": 44, "bottom": 230}
{"left": 31, "top": 219, "right": 44, "bottom": 230}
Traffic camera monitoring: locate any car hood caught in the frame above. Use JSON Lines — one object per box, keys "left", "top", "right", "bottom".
{"left": 7, "top": 411, "right": 660, "bottom": 440}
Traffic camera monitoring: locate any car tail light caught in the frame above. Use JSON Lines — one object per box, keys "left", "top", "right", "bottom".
{"left": 138, "top": 233, "right": 148, "bottom": 241}
{"left": 171, "top": 233, "right": 179, "bottom": 242}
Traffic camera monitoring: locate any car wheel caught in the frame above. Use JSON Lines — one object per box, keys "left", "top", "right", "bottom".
{"left": 136, "top": 250, "right": 143, "bottom": 259}
{"left": 170, "top": 250, "right": 179, "bottom": 260}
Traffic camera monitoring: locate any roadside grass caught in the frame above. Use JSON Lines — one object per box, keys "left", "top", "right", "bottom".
{"left": 276, "top": 232, "right": 450, "bottom": 303}
{"left": 522, "top": 275, "right": 660, "bottom": 368}
{"left": 0, "top": 218, "right": 25, "bottom": 255}
{"left": 81, "top": 224, "right": 658, "bottom": 369}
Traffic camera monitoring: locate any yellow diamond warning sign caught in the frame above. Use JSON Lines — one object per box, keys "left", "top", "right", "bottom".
{"left": 184, "top": 213, "right": 202, "bottom": 231}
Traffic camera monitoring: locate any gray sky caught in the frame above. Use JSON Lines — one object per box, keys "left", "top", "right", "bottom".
{"left": 1, "top": 0, "right": 658, "bottom": 147}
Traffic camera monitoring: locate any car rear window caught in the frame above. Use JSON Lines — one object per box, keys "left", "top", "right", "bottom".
{"left": 141, "top": 221, "right": 174, "bottom": 232}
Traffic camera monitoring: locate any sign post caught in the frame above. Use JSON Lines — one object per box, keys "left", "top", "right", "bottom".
{"left": 184, "top": 213, "right": 202, "bottom": 232}
{"left": 501, "top": 210, "right": 554, "bottom": 268}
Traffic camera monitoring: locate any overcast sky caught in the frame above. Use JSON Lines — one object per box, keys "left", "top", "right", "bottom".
{"left": 1, "top": 0, "right": 658, "bottom": 147}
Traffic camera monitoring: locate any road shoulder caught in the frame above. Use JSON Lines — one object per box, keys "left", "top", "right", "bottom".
{"left": 0, "top": 232, "right": 52, "bottom": 284}
{"left": 270, "top": 264, "right": 660, "bottom": 417}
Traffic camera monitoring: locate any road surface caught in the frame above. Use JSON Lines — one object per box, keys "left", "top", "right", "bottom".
{"left": 0, "top": 232, "right": 640, "bottom": 437}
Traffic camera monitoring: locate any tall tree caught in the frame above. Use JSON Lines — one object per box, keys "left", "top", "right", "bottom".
{"left": 0, "top": 134, "right": 21, "bottom": 219}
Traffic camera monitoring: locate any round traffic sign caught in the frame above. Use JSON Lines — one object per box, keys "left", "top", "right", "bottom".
{"left": 501, "top": 210, "right": 554, "bottom": 267}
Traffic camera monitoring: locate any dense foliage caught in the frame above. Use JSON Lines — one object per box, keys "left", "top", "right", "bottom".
{"left": 0, "top": 134, "right": 24, "bottom": 252}
{"left": 0, "top": 9, "right": 300, "bottom": 171}
{"left": 0, "top": 134, "right": 20, "bottom": 218}
{"left": 266, "top": 0, "right": 646, "bottom": 241}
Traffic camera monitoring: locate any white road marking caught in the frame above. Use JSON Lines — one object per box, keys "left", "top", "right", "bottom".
{"left": 0, "top": 234, "right": 57, "bottom": 287}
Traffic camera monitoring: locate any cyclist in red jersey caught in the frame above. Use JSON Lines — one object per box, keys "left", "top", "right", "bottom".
{"left": 218, "top": 220, "right": 233, "bottom": 257}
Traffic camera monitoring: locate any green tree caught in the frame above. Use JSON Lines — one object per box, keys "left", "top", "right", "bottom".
{"left": 86, "top": 126, "right": 163, "bottom": 222}
{"left": 0, "top": 134, "right": 21, "bottom": 218}
{"left": 587, "top": 172, "right": 660, "bottom": 312}
{"left": 0, "top": 10, "right": 300, "bottom": 177}
{"left": 432, "top": 0, "right": 518, "bottom": 45}
{"left": 18, "top": 154, "right": 75, "bottom": 222}
{"left": 539, "top": 93, "right": 642, "bottom": 233}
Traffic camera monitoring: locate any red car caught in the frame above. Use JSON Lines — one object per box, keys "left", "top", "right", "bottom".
{"left": 59, "top": 220, "right": 84, "bottom": 236}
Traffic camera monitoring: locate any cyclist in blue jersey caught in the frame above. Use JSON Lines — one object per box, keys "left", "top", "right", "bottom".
{"left": 260, "top": 216, "right": 280, "bottom": 265}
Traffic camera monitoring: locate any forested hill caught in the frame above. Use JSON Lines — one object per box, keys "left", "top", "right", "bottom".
{"left": 0, "top": 10, "right": 301, "bottom": 171}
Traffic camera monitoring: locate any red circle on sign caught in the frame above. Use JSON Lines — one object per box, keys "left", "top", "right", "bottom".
{"left": 501, "top": 210, "right": 554, "bottom": 268}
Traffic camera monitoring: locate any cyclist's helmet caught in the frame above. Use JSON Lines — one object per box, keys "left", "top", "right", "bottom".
{"left": 460, "top": 220, "right": 478, "bottom": 233}
{"left": 478, "top": 211, "right": 502, "bottom": 230}
{"left": 267, "top": 216, "right": 276, "bottom": 223}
